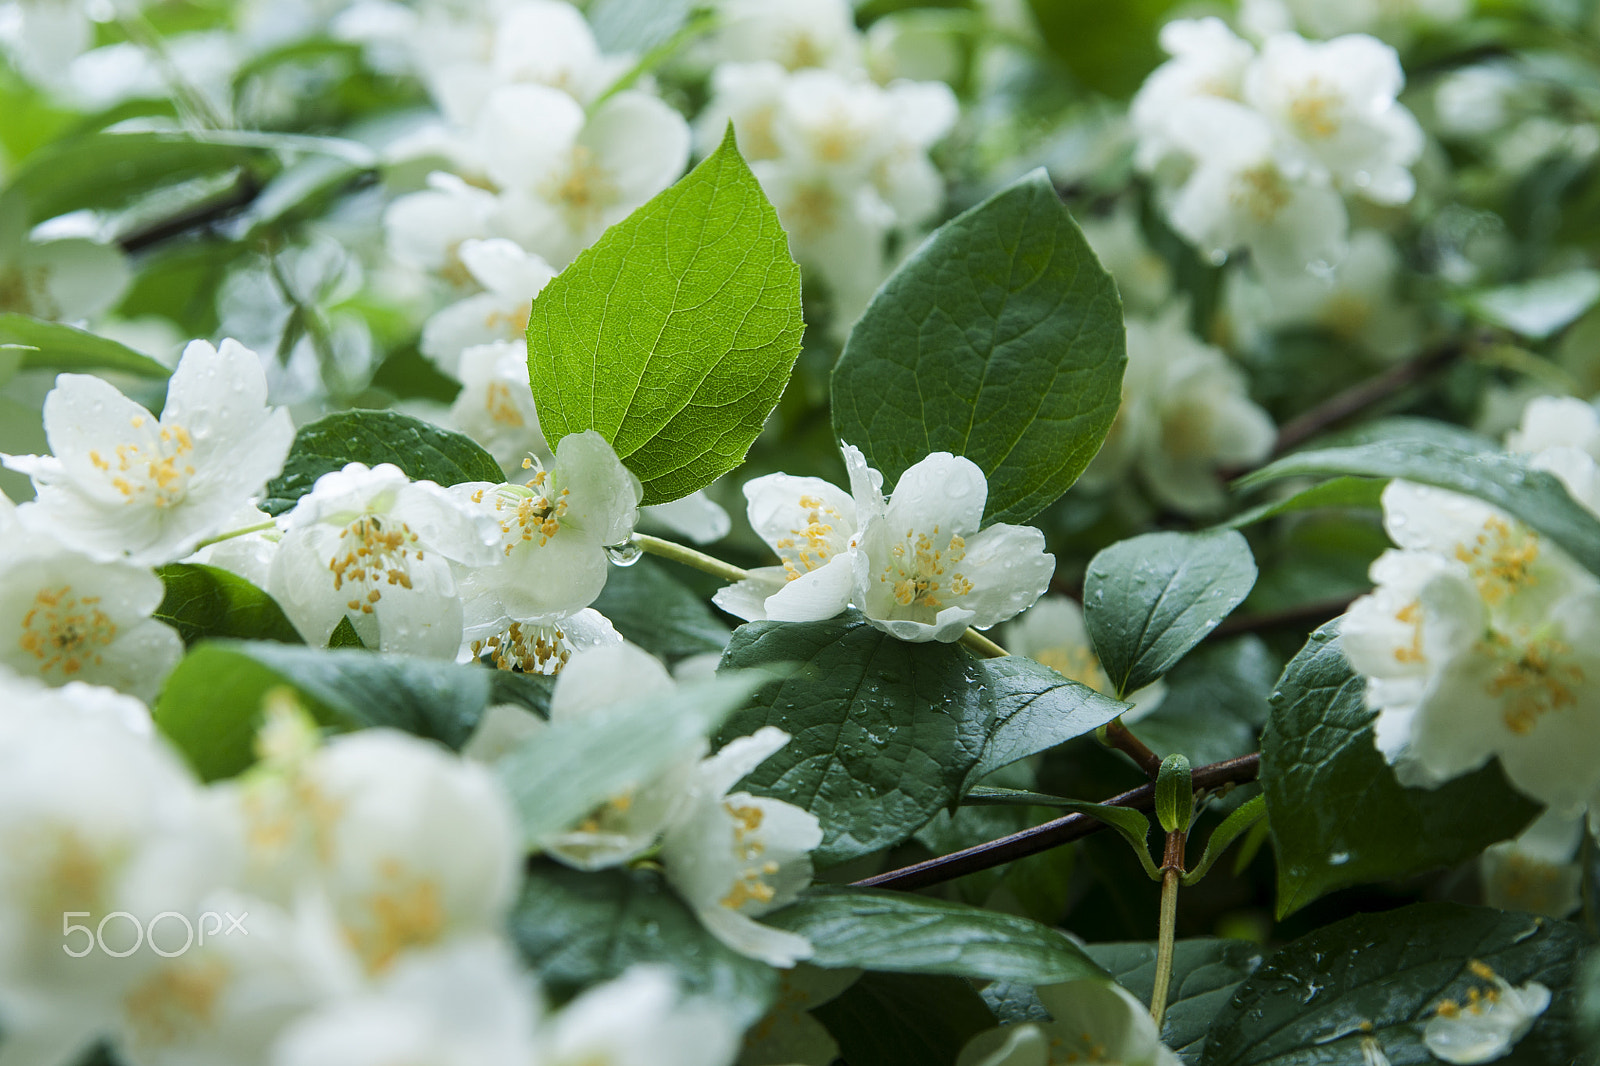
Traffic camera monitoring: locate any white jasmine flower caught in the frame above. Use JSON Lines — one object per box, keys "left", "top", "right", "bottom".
{"left": 539, "top": 966, "right": 740, "bottom": 1066}
{"left": 478, "top": 85, "right": 690, "bottom": 267}
{"left": 871, "top": 79, "right": 958, "bottom": 231}
{"left": 451, "top": 430, "right": 642, "bottom": 637}
{"left": 0, "top": 230, "right": 130, "bottom": 323}
{"left": 1083, "top": 304, "right": 1276, "bottom": 515}
{"left": 1423, "top": 960, "right": 1550, "bottom": 1065}
{"left": 270, "top": 937, "right": 540, "bottom": 1066}
{"left": 383, "top": 172, "right": 497, "bottom": 283}
{"left": 1434, "top": 64, "right": 1521, "bottom": 139}
{"left": 1131, "top": 18, "right": 1257, "bottom": 175}
{"left": 713, "top": 469, "right": 865, "bottom": 624}
{"left": 463, "top": 606, "right": 621, "bottom": 677}
{"left": 1244, "top": 33, "right": 1424, "bottom": 206}
{"left": 1159, "top": 96, "right": 1348, "bottom": 272}
{"left": 1006, "top": 596, "right": 1166, "bottom": 720}
{"left": 711, "top": 0, "right": 862, "bottom": 73}
{"left": 531, "top": 643, "right": 703, "bottom": 870}
{"left": 0, "top": 0, "right": 103, "bottom": 86}
{"left": 444, "top": 340, "right": 548, "bottom": 478}
{"left": 1480, "top": 809, "right": 1583, "bottom": 918}
{"left": 957, "top": 979, "right": 1181, "bottom": 1066}
{"left": 268, "top": 463, "right": 500, "bottom": 657}
{"left": 852, "top": 449, "right": 1056, "bottom": 642}
{"left": 1228, "top": 230, "right": 1421, "bottom": 361}
{"left": 660, "top": 726, "right": 823, "bottom": 967}
{"left": 696, "top": 60, "right": 790, "bottom": 162}
{"left": 0, "top": 705, "right": 237, "bottom": 1063}
{"left": 1079, "top": 204, "right": 1174, "bottom": 315}
{"left": 1505, "top": 395, "right": 1600, "bottom": 460}
{"left": 4, "top": 339, "right": 294, "bottom": 566}
{"left": 0, "top": 664, "right": 152, "bottom": 735}
{"left": 0, "top": 537, "right": 182, "bottom": 702}
{"left": 420, "top": 238, "right": 555, "bottom": 379}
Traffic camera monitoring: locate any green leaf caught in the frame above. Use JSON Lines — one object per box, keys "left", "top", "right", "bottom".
{"left": 831, "top": 169, "right": 1125, "bottom": 526}
{"left": 1155, "top": 753, "right": 1193, "bottom": 834}
{"left": 153, "top": 641, "right": 515, "bottom": 780}
{"left": 765, "top": 886, "right": 1106, "bottom": 984}
{"left": 815, "top": 972, "right": 996, "bottom": 1066}
{"left": 1260, "top": 622, "right": 1540, "bottom": 918}
{"left": 1237, "top": 440, "right": 1600, "bottom": 580}
{"left": 496, "top": 673, "right": 760, "bottom": 849}
{"left": 1083, "top": 530, "right": 1258, "bottom": 698}
{"left": 0, "top": 314, "right": 172, "bottom": 378}
{"left": 1223, "top": 476, "right": 1385, "bottom": 530}
{"left": 1133, "top": 636, "right": 1279, "bottom": 767}
{"left": 1182, "top": 795, "right": 1266, "bottom": 887}
{"left": 153, "top": 563, "right": 302, "bottom": 648}
{"left": 1083, "top": 939, "right": 1266, "bottom": 1063}
{"left": 260, "top": 410, "right": 504, "bottom": 515}
{"left": 509, "top": 859, "right": 777, "bottom": 1026}
{"left": 718, "top": 613, "right": 985, "bottom": 866}
{"left": 584, "top": 0, "right": 697, "bottom": 52}
{"left": 527, "top": 127, "right": 803, "bottom": 506}
{"left": 1465, "top": 268, "right": 1600, "bottom": 339}
{"left": 1056, "top": 799, "right": 1161, "bottom": 880}
{"left": 326, "top": 616, "right": 366, "bottom": 648}
{"left": 589, "top": 556, "right": 730, "bottom": 661}
{"left": 964, "top": 654, "right": 1130, "bottom": 790}
{"left": 1026, "top": 0, "right": 1184, "bottom": 98}
{"left": 1202, "top": 904, "right": 1588, "bottom": 1066}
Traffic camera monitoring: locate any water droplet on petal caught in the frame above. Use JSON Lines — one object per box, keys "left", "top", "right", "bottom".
{"left": 605, "top": 542, "right": 643, "bottom": 566}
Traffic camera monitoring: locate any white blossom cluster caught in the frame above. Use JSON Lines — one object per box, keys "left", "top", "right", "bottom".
{"left": 1130, "top": 19, "right": 1423, "bottom": 278}
{"left": 695, "top": 0, "right": 958, "bottom": 337}
{"left": 1343, "top": 396, "right": 1600, "bottom": 816}
{"left": 0, "top": 669, "right": 751, "bottom": 1066}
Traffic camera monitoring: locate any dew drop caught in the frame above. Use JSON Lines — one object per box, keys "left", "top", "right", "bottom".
{"left": 605, "top": 541, "right": 643, "bottom": 566}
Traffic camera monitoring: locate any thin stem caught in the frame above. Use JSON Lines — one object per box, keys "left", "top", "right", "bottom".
{"left": 1104, "top": 719, "right": 1162, "bottom": 778}
{"left": 1208, "top": 594, "right": 1356, "bottom": 639}
{"left": 632, "top": 533, "right": 1021, "bottom": 653}
{"left": 852, "top": 752, "right": 1260, "bottom": 891}
{"left": 1151, "top": 853, "right": 1182, "bottom": 1029}
{"left": 194, "top": 520, "right": 277, "bottom": 550}
{"left": 632, "top": 532, "right": 750, "bottom": 582}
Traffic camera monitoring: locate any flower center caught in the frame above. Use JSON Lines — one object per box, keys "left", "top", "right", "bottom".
{"left": 470, "top": 620, "right": 576, "bottom": 674}
{"left": 784, "top": 181, "right": 840, "bottom": 240}
{"left": 89, "top": 416, "right": 198, "bottom": 508}
{"left": 773, "top": 494, "right": 845, "bottom": 580}
{"left": 328, "top": 516, "right": 422, "bottom": 614}
{"left": 1231, "top": 163, "right": 1291, "bottom": 222}
{"left": 19, "top": 585, "right": 117, "bottom": 677}
{"left": 484, "top": 381, "right": 527, "bottom": 427}
{"left": 546, "top": 145, "right": 616, "bottom": 224}
{"left": 880, "top": 525, "right": 971, "bottom": 610}
{"left": 1456, "top": 515, "right": 1540, "bottom": 606}
{"left": 1288, "top": 80, "right": 1342, "bottom": 139}
{"left": 348, "top": 859, "right": 445, "bottom": 974}
{"left": 1392, "top": 601, "right": 1425, "bottom": 664}
{"left": 1482, "top": 632, "right": 1583, "bottom": 735}
{"left": 475, "top": 469, "right": 570, "bottom": 554}
{"left": 720, "top": 801, "right": 780, "bottom": 911}
{"left": 122, "top": 959, "right": 231, "bottom": 1050}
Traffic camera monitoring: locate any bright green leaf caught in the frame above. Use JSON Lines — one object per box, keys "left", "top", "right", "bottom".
{"left": 1083, "top": 530, "right": 1257, "bottom": 698}
{"left": 154, "top": 563, "right": 302, "bottom": 648}
{"left": 831, "top": 169, "right": 1125, "bottom": 526}
{"left": 527, "top": 127, "right": 804, "bottom": 505}
{"left": 0, "top": 314, "right": 172, "bottom": 378}
{"left": 261, "top": 410, "right": 503, "bottom": 515}
{"left": 1261, "top": 622, "right": 1539, "bottom": 918}
{"left": 765, "top": 886, "right": 1106, "bottom": 984}
{"left": 1202, "top": 904, "right": 1588, "bottom": 1066}
{"left": 1237, "top": 439, "right": 1600, "bottom": 579}
{"left": 509, "top": 859, "right": 777, "bottom": 1026}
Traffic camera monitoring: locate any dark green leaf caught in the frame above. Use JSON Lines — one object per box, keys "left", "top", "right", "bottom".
{"left": 1465, "top": 269, "right": 1600, "bottom": 339}
{"left": 589, "top": 556, "right": 730, "bottom": 660}
{"left": 716, "top": 613, "right": 986, "bottom": 866}
{"left": 261, "top": 410, "right": 503, "bottom": 515}
{"left": 815, "top": 972, "right": 996, "bottom": 1066}
{"left": 766, "top": 886, "right": 1105, "bottom": 984}
{"left": 528, "top": 127, "right": 803, "bottom": 505}
{"left": 1084, "top": 939, "right": 1265, "bottom": 1063}
{"left": 1202, "top": 904, "right": 1588, "bottom": 1066}
{"left": 497, "top": 673, "right": 761, "bottom": 848}
{"left": 1026, "top": 0, "right": 1183, "bottom": 98}
{"left": 1182, "top": 795, "right": 1266, "bottom": 887}
{"left": 964, "top": 654, "right": 1130, "bottom": 790}
{"left": 1084, "top": 530, "right": 1257, "bottom": 698}
{"left": 1261, "top": 622, "right": 1540, "bottom": 917}
{"left": 154, "top": 563, "right": 302, "bottom": 648}
{"left": 1223, "top": 477, "right": 1385, "bottom": 530}
{"left": 154, "top": 641, "right": 507, "bottom": 780}
{"left": 1133, "top": 637, "right": 1278, "bottom": 767}
{"left": 510, "top": 860, "right": 777, "bottom": 1026}
{"left": 326, "top": 616, "right": 365, "bottom": 648}
{"left": 832, "top": 169, "right": 1125, "bottom": 526}
{"left": 1237, "top": 440, "right": 1600, "bottom": 580}
{"left": 0, "top": 314, "right": 172, "bottom": 378}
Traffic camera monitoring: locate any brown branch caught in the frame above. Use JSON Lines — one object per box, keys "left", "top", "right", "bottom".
{"left": 116, "top": 172, "right": 264, "bottom": 254}
{"left": 1104, "top": 719, "right": 1162, "bottom": 777}
{"left": 1267, "top": 342, "right": 1465, "bottom": 460}
{"left": 852, "top": 752, "right": 1261, "bottom": 891}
